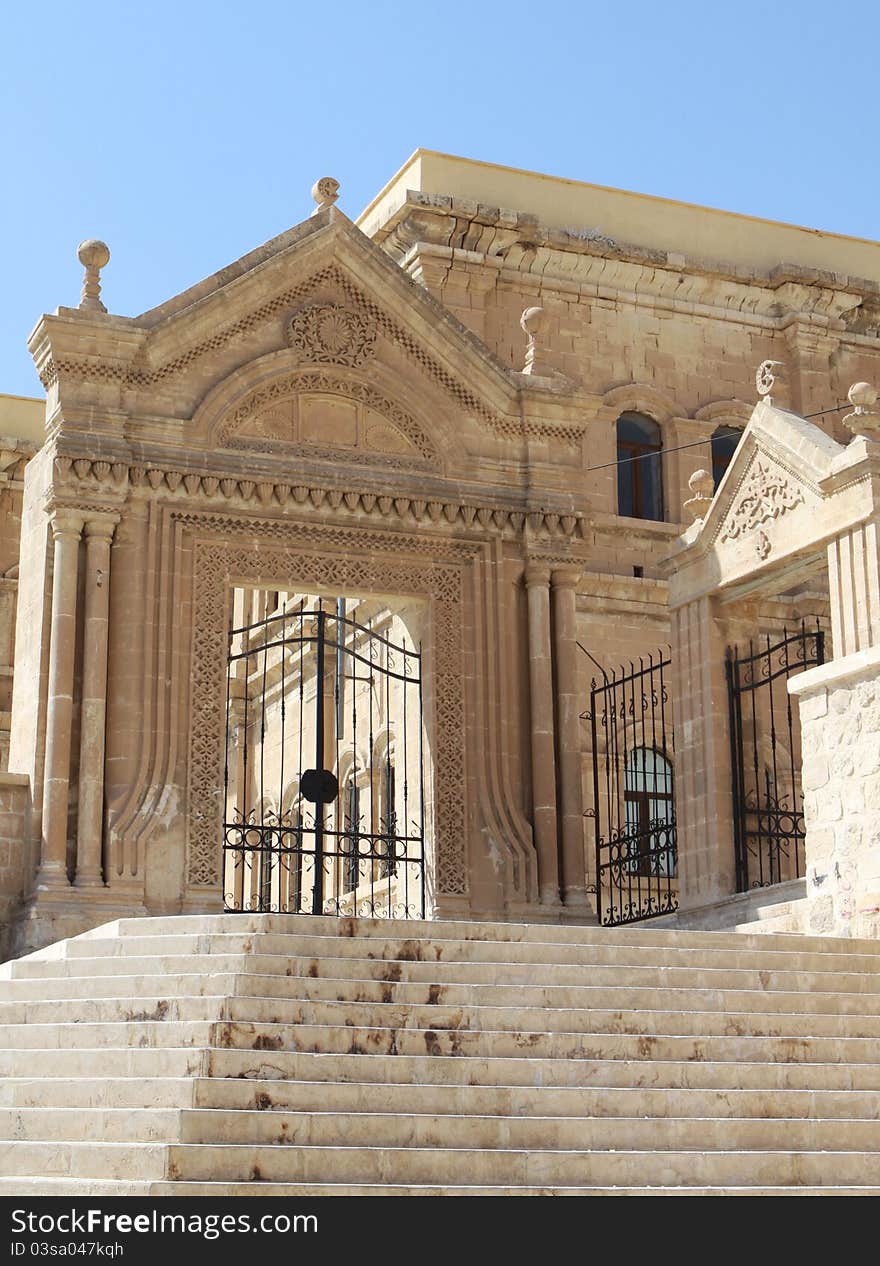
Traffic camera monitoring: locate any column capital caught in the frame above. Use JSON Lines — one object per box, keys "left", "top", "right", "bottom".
{"left": 551, "top": 565, "right": 582, "bottom": 591}
{"left": 524, "top": 562, "right": 551, "bottom": 588}
{"left": 49, "top": 508, "right": 84, "bottom": 539}
{"left": 83, "top": 512, "right": 121, "bottom": 542}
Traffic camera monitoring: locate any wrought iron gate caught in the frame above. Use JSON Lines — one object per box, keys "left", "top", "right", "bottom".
{"left": 726, "top": 622, "right": 825, "bottom": 891}
{"left": 584, "top": 648, "right": 678, "bottom": 926}
{"left": 223, "top": 596, "right": 426, "bottom": 918}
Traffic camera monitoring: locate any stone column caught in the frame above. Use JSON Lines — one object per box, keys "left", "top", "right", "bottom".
{"left": 37, "top": 509, "right": 83, "bottom": 889}
{"left": 668, "top": 594, "right": 737, "bottom": 906}
{"left": 75, "top": 515, "right": 118, "bottom": 887}
{"left": 552, "top": 566, "right": 590, "bottom": 910}
{"left": 524, "top": 565, "right": 560, "bottom": 904}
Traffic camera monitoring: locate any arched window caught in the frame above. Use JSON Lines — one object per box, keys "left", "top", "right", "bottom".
{"left": 617, "top": 412, "right": 663, "bottom": 521}
{"left": 711, "top": 425, "right": 743, "bottom": 490}
{"left": 623, "top": 747, "right": 675, "bottom": 877}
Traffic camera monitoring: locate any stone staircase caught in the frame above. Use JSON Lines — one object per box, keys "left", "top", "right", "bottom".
{"left": 2, "top": 913, "right": 880, "bottom": 1195}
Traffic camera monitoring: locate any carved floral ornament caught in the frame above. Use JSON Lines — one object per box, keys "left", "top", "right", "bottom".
{"left": 720, "top": 458, "right": 805, "bottom": 553}
{"left": 286, "top": 303, "right": 376, "bottom": 367}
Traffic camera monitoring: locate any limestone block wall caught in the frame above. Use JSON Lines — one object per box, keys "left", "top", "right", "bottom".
{"left": 792, "top": 648, "right": 880, "bottom": 939}
{"left": 0, "top": 773, "right": 31, "bottom": 957}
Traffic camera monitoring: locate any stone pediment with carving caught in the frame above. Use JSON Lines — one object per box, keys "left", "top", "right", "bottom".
{"left": 216, "top": 370, "right": 438, "bottom": 469}
{"left": 710, "top": 448, "right": 818, "bottom": 566}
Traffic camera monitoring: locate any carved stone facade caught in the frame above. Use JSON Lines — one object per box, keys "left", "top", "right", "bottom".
{"left": 2, "top": 151, "right": 880, "bottom": 955}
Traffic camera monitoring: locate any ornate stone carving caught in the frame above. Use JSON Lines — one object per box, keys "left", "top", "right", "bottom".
{"left": 720, "top": 458, "right": 804, "bottom": 543}
{"left": 311, "top": 177, "right": 340, "bottom": 211}
{"left": 755, "top": 359, "right": 786, "bottom": 403}
{"left": 216, "top": 370, "right": 435, "bottom": 465}
{"left": 286, "top": 303, "right": 376, "bottom": 367}
{"left": 186, "top": 524, "right": 469, "bottom": 897}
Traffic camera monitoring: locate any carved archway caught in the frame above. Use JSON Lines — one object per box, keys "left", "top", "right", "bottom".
{"left": 184, "top": 515, "right": 473, "bottom": 902}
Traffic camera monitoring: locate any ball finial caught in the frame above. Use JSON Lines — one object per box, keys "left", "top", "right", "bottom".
{"left": 848, "top": 382, "right": 878, "bottom": 411}
{"left": 76, "top": 239, "right": 110, "bottom": 312}
{"left": 684, "top": 468, "right": 715, "bottom": 523}
{"left": 77, "top": 239, "right": 110, "bottom": 270}
{"left": 843, "top": 381, "right": 880, "bottom": 441}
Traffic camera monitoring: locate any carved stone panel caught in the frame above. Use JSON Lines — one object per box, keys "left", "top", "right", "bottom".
{"left": 286, "top": 303, "right": 377, "bottom": 367}
{"left": 216, "top": 371, "right": 437, "bottom": 469}
{"left": 185, "top": 519, "right": 471, "bottom": 898}
{"left": 714, "top": 451, "right": 815, "bottom": 565}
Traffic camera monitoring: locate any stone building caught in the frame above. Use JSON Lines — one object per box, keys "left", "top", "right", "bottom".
{"left": 2, "top": 150, "right": 880, "bottom": 958}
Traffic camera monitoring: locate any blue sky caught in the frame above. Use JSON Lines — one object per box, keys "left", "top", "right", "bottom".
{"left": 2, "top": 0, "right": 878, "bottom": 396}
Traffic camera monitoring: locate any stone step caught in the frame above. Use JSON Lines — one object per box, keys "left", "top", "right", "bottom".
{"left": 5, "top": 1016, "right": 880, "bottom": 1062}
{"left": 0, "top": 973, "right": 239, "bottom": 1001}
{"left": 8, "top": 1105, "right": 880, "bottom": 1151}
{"left": 0, "top": 1048, "right": 206, "bottom": 1079}
{"left": 174, "top": 1108, "right": 880, "bottom": 1152}
{"left": 194, "top": 1075, "right": 880, "bottom": 1121}
{"left": 6, "top": 992, "right": 880, "bottom": 1039}
{"left": 50, "top": 929, "right": 880, "bottom": 973}
{"left": 97, "top": 912, "right": 880, "bottom": 954}
{"left": 0, "top": 996, "right": 226, "bottom": 1025}
{"left": 10, "top": 972, "right": 880, "bottom": 1020}
{"left": 213, "top": 1019, "right": 880, "bottom": 1064}
{"left": 4, "top": 1178, "right": 878, "bottom": 1196}
{"left": 5, "top": 1138, "right": 878, "bottom": 1186}
{"left": 0, "top": 1021, "right": 215, "bottom": 1049}
{"left": 9, "top": 951, "right": 880, "bottom": 994}
{"left": 2, "top": 1142, "right": 167, "bottom": 1181}
{"left": 205, "top": 1047, "right": 880, "bottom": 1091}
{"left": 0, "top": 1078, "right": 196, "bottom": 1110}
{"left": 162, "top": 1141, "right": 880, "bottom": 1186}
{"left": 735, "top": 915, "right": 804, "bottom": 935}
{"left": 219, "top": 995, "right": 880, "bottom": 1039}
{"left": 0, "top": 1108, "right": 181, "bottom": 1142}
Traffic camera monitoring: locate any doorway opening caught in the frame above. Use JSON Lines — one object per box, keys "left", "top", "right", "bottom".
{"left": 222, "top": 588, "right": 427, "bottom": 918}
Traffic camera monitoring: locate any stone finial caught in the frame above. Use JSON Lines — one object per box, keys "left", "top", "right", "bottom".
{"left": 311, "top": 177, "right": 340, "bottom": 214}
{"left": 683, "top": 469, "right": 715, "bottom": 523}
{"left": 843, "top": 381, "right": 880, "bottom": 441}
{"left": 77, "top": 239, "right": 110, "bottom": 312}
{"left": 755, "top": 359, "right": 786, "bottom": 403}
{"left": 520, "top": 306, "right": 552, "bottom": 376}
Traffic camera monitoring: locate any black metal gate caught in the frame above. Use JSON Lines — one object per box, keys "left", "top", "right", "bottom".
{"left": 726, "top": 622, "right": 824, "bottom": 891}
{"left": 223, "top": 596, "right": 426, "bottom": 918}
{"left": 584, "top": 647, "right": 678, "bottom": 926}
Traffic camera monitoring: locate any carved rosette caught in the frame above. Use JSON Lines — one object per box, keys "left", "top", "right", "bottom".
{"left": 286, "top": 303, "right": 376, "bottom": 367}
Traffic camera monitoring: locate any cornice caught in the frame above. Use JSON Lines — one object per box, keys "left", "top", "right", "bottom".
{"left": 49, "top": 454, "right": 586, "bottom": 540}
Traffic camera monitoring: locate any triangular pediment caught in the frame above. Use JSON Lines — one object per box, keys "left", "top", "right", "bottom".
{"left": 32, "top": 204, "right": 532, "bottom": 474}
{"left": 133, "top": 208, "right": 520, "bottom": 438}
{"left": 696, "top": 398, "right": 845, "bottom": 571}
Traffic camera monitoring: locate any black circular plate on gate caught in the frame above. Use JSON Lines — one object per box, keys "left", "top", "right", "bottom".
{"left": 300, "top": 768, "right": 339, "bottom": 805}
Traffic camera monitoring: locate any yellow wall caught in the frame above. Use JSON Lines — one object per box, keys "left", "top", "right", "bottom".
{"left": 358, "top": 150, "right": 880, "bottom": 281}
{"left": 0, "top": 394, "right": 43, "bottom": 445}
